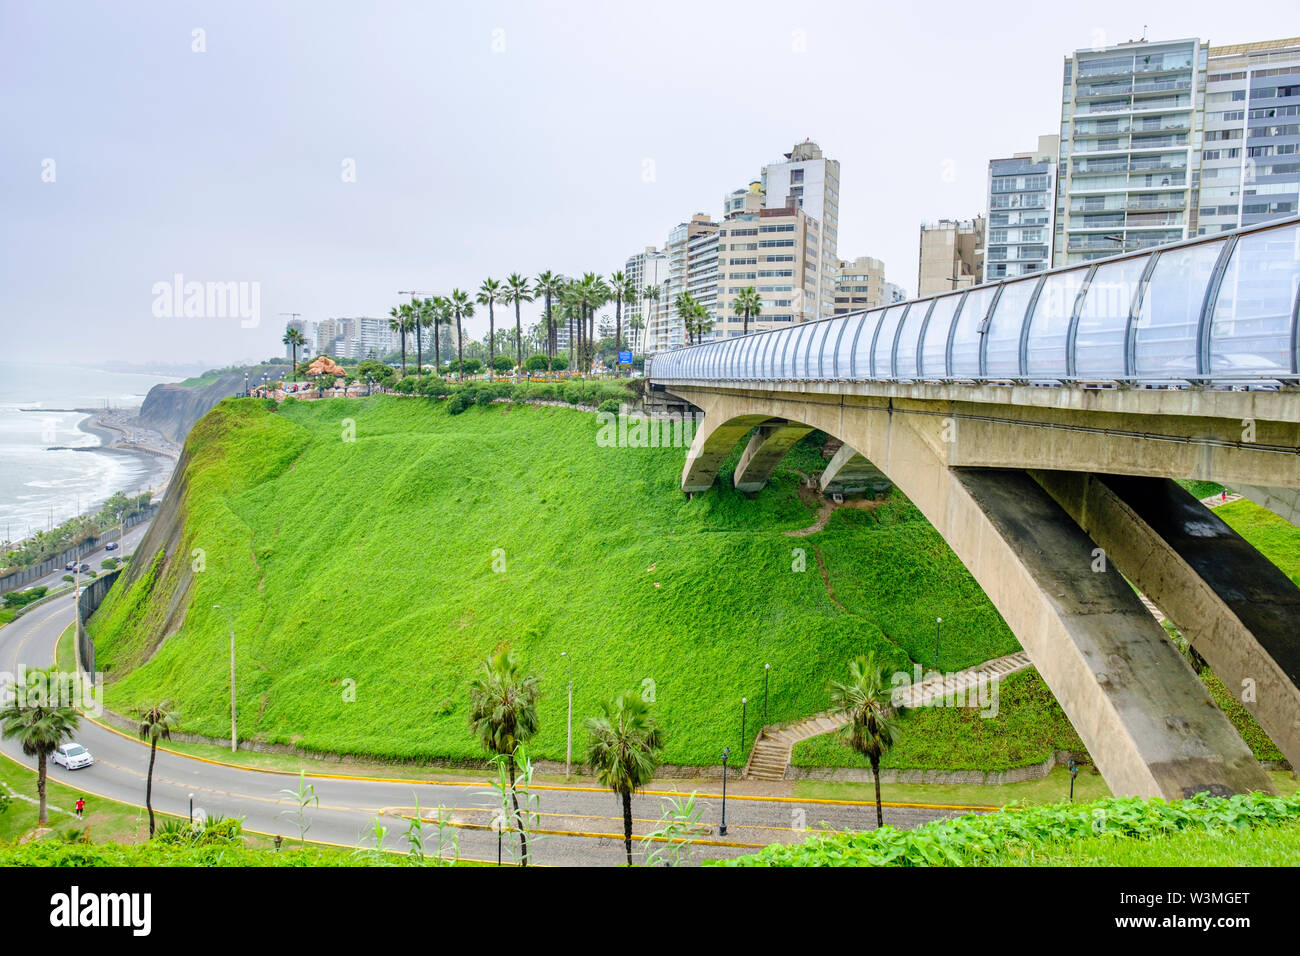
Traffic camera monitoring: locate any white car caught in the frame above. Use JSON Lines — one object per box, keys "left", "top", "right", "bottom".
{"left": 52, "top": 743, "right": 93, "bottom": 770}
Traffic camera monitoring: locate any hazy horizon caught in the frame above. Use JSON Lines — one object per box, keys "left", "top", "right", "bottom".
{"left": 4, "top": 0, "right": 1293, "bottom": 368}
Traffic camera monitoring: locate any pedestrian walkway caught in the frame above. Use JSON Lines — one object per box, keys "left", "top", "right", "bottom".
{"left": 743, "top": 651, "right": 1033, "bottom": 781}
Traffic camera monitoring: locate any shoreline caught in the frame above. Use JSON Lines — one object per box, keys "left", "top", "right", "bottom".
{"left": 71, "top": 408, "right": 179, "bottom": 500}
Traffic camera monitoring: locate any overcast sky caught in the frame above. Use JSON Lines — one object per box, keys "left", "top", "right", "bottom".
{"left": 3, "top": 1, "right": 1294, "bottom": 368}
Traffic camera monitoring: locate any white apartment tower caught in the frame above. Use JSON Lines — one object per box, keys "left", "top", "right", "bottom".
{"left": 761, "top": 140, "right": 840, "bottom": 318}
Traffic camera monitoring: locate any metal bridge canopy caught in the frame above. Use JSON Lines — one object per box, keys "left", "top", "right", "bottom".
{"left": 649, "top": 215, "right": 1300, "bottom": 386}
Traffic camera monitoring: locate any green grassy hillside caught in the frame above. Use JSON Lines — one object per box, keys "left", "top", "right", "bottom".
{"left": 90, "top": 396, "right": 1018, "bottom": 766}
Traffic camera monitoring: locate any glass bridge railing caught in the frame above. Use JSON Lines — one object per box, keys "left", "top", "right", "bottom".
{"left": 650, "top": 216, "right": 1300, "bottom": 387}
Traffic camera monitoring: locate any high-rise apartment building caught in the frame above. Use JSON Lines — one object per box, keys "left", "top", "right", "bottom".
{"left": 831, "top": 256, "right": 889, "bottom": 313}
{"left": 647, "top": 213, "right": 718, "bottom": 351}
{"left": 623, "top": 247, "right": 670, "bottom": 342}
{"left": 1055, "top": 38, "right": 1204, "bottom": 265}
{"left": 917, "top": 217, "right": 985, "bottom": 296}
{"left": 1199, "top": 38, "right": 1300, "bottom": 234}
{"left": 715, "top": 182, "right": 821, "bottom": 335}
{"left": 984, "top": 136, "right": 1058, "bottom": 281}
{"left": 761, "top": 140, "right": 840, "bottom": 317}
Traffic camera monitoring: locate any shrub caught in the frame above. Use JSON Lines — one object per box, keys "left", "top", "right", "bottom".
{"left": 445, "top": 358, "right": 483, "bottom": 375}
{"left": 3, "top": 586, "right": 48, "bottom": 609}
{"left": 474, "top": 389, "right": 495, "bottom": 408}
{"left": 393, "top": 377, "right": 417, "bottom": 395}
{"left": 597, "top": 399, "right": 620, "bottom": 414}
{"left": 447, "top": 391, "right": 473, "bottom": 415}
{"left": 490, "top": 355, "right": 514, "bottom": 372}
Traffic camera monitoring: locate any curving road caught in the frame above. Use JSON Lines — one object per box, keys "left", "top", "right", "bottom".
{"left": 0, "top": 595, "right": 975, "bottom": 866}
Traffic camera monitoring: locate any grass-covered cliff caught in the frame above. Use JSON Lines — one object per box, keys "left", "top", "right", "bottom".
{"left": 88, "top": 395, "right": 1020, "bottom": 765}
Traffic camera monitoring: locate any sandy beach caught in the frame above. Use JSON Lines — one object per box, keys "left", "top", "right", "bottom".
{"left": 72, "top": 407, "right": 180, "bottom": 498}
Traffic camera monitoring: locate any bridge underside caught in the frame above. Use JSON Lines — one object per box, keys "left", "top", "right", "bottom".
{"left": 668, "top": 383, "right": 1297, "bottom": 798}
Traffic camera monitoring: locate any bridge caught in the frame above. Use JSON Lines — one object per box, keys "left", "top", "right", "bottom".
{"left": 648, "top": 215, "right": 1300, "bottom": 801}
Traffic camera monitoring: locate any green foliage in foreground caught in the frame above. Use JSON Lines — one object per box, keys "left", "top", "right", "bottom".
{"left": 715, "top": 791, "right": 1300, "bottom": 867}
{"left": 89, "top": 397, "right": 1016, "bottom": 766}
{"left": 0, "top": 841, "right": 401, "bottom": 867}
{"left": 792, "top": 670, "right": 1087, "bottom": 771}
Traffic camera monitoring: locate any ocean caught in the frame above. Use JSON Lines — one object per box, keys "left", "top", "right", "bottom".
{"left": 0, "top": 361, "right": 181, "bottom": 545}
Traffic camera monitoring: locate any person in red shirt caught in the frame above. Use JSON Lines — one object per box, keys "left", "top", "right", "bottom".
{"left": 74, "top": 798, "right": 85, "bottom": 819}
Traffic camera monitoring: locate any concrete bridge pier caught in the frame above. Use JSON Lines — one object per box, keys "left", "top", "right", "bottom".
{"left": 819, "top": 443, "right": 890, "bottom": 495}
{"left": 672, "top": 385, "right": 1276, "bottom": 798}
{"left": 1035, "top": 471, "right": 1300, "bottom": 773}
{"left": 733, "top": 422, "right": 813, "bottom": 492}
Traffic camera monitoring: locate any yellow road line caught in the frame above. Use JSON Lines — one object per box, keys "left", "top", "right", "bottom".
{"left": 81, "top": 717, "right": 998, "bottom": 811}
{"left": 0, "top": 749, "right": 498, "bottom": 866}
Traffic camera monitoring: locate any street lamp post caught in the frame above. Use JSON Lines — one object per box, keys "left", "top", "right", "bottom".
{"left": 935, "top": 617, "right": 942, "bottom": 670}
{"left": 561, "top": 651, "right": 573, "bottom": 778}
{"left": 1069, "top": 758, "right": 1079, "bottom": 802}
{"left": 213, "top": 605, "right": 237, "bottom": 752}
{"left": 188, "top": 793, "right": 194, "bottom": 827}
{"left": 719, "top": 746, "right": 731, "bottom": 836}
{"left": 740, "top": 697, "right": 748, "bottom": 759}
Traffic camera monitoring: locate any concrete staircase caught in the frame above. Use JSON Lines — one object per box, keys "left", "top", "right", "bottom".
{"left": 742, "top": 651, "right": 1033, "bottom": 781}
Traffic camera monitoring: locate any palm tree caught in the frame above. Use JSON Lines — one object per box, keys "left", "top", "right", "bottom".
{"left": 675, "top": 293, "right": 697, "bottom": 346}
{"left": 282, "top": 326, "right": 306, "bottom": 382}
{"left": 137, "top": 701, "right": 177, "bottom": 836}
{"left": 0, "top": 667, "right": 80, "bottom": 827}
{"left": 641, "top": 284, "right": 660, "bottom": 353}
{"left": 448, "top": 289, "right": 475, "bottom": 382}
{"left": 428, "top": 296, "right": 450, "bottom": 374}
{"left": 410, "top": 298, "right": 426, "bottom": 378}
{"left": 477, "top": 278, "right": 503, "bottom": 380}
{"left": 502, "top": 274, "right": 533, "bottom": 374}
{"left": 468, "top": 648, "right": 540, "bottom": 867}
{"left": 828, "top": 653, "right": 899, "bottom": 828}
{"left": 562, "top": 280, "right": 582, "bottom": 370}
{"left": 734, "top": 286, "right": 761, "bottom": 337}
{"left": 585, "top": 691, "right": 664, "bottom": 866}
{"left": 609, "top": 271, "right": 637, "bottom": 375}
{"left": 534, "top": 270, "right": 564, "bottom": 373}
{"left": 388, "top": 306, "right": 407, "bottom": 377}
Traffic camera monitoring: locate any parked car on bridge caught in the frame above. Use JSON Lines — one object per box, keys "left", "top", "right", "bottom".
{"left": 52, "top": 743, "right": 93, "bottom": 770}
{"left": 64, "top": 561, "right": 76, "bottom": 571}
{"left": 105, "top": 541, "right": 118, "bottom": 551}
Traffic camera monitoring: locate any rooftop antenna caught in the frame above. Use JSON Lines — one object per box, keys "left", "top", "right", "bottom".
{"left": 1142, "top": 25, "right": 1148, "bottom": 42}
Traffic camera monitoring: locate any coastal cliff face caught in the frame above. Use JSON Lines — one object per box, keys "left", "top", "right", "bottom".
{"left": 135, "top": 365, "right": 280, "bottom": 444}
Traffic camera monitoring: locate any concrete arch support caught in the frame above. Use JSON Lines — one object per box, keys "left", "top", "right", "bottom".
{"left": 732, "top": 422, "right": 814, "bottom": 492}
{"left": 819, "top": 443, "right": 890, "bottom": 495}
{"left": 669, "top": 385, "right": 1273, "bottom": 798}
{"left": 1035, "top": 471, "right": 1300, "bottom": 772}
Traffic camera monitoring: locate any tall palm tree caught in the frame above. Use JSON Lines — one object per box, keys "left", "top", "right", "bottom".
{"left": 448, "top": 289, "right": 474, "bottom": 382}
{"left": 388, "top": 305, "right": 407, "bottom": 377}
{"left": 609, "top": 271, "right": 637, "bottom": 375}
{"left": 428, "top": 295, "right": 450, "bottom": 374}
{"left": 562, "top": 280, "right": 582, "bottom": 370}
{"left": 407, "top": 298, "right": 425, "bottom": 378}
{"left": 534, "top": 270, "right": 564, "bottom": 372}
{"left": 641, "top": 284, "right": 661, "bottom": 353}
{"left": 675, "top": 293, "right": 697, "bottom": 346}
{"left": 502, "top": 274, "right": 533, "bottom": 373}
{"left": 585, "top": 691, "right": 665, "bottom": 867}
{"left": 137, "top": 701, "right": 177, "bottom": 836}
{"left": 1, "top": 666, "right": 80, "bottom": 827}
{"left": 282, "top": 326, "right": 306, "bottom": 382}
{"left": 734, "top": 286, "right": 762, "bottom": 337}
{"left": 468, "top": 648, "right": 540, "bottom": 867}
{"left": 477, "top": 278, "right": 503, "bottom": 380}
{"left": 828, "top": 653, "right": 899, "bottom": 828}
{"left": 692, "top": 302, "right": 713, "bottom": 343}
